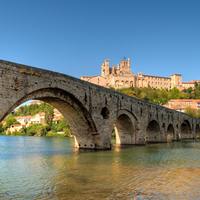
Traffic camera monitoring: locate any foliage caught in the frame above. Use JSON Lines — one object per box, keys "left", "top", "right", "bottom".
{"left": 0, "top": 131, "right": 6, "bottom": 135}
{"left": 184, "top": 106, "right": 200, "bottom": 118}
{"left": 26, "top": 124, "right": 47, "bottom": 136}
{"left": 44, "top": 104, "right": 54, "bottom": 129}
{"left": 0, "top": 123, "right": 4, "bottom": 133}
{"left": 184, "top": 106, "right": 196, "bottom": 117}
{"left": 13, "top": 102, "right": 54, "bottom": 117}
{"left": 46, "top": 132, "right": 65, "bottom": 137}
{"left": 115, "top": 85, "right": 200, "bottom": 105}
{"left": 5, "top": 117, "right": 20, "bottom": 128}
{"left": 12, "top": 131, "right": 26, "bottom": 136}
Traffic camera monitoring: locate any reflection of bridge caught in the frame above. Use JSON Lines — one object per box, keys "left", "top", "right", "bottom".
{"left": 0, "top": 59, "right": 200, "bottom": 149}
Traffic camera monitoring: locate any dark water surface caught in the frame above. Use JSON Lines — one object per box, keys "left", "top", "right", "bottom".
{"left": 0, "top": 135, "right": 200, "bottom": 199}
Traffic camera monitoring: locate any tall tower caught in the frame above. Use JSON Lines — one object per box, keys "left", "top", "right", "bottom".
{"left": 101, "top": 59, "right": 110, "bottom": 77}
{"left": 120, "top": 58, "right": 131, "bottom": 73}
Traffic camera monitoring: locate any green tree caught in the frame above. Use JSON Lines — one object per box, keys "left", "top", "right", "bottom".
{"left": 0, "top": 123, "right": 4, "bottom": 134}
{"left": 44, "top": 103, "right": 54, "bottom": 129}
{"left": 27, "top": 124, "right": 47, "bottom": 136}
{"left": 5, "top": 117, "right": 20, "bottom": 128}
{"left": 184, "top": 106, "right": 196, "bottom": 117}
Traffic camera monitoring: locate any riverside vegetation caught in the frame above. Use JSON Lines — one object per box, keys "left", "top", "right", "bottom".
{"left": 0, "top": 102, "right": 71, "bottom": 137}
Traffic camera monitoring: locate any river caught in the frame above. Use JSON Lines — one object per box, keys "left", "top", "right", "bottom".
{"left": 0, "top": 135, "right": 200, "bottom": 199}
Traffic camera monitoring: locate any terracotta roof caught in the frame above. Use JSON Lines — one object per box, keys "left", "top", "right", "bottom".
{"left": 142, "top": 74, "right": 171, "bottom": 79}
{"left": 53, "top": 117, "right": 62, "bottom": 121}
{"left": 182, "top": 82, "right": 195, "bottom": 84}
{"left": 10, "top": 124, "right": 25, "bottom": 127}
{"left": 39, "top": 112, "right": 45, "bottom": 116}
{"left": 168, "top": 99, "right": 200, "bottom": 102}
{"left": 30, "top": 101, "right": 40, "bottom": 105}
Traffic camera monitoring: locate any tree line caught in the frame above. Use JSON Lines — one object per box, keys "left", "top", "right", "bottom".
{"left": 110, "top": 84, "right": 200, "bottom": 118}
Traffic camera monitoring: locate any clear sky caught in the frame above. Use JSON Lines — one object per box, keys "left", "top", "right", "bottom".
{"left": 0, "top": 0, "right": 199, "bottom": 82}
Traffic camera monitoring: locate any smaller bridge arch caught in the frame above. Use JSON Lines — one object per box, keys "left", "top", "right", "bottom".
{"left": 167, "top": 124, "right": 175, "bottom": 142}
{"left": 113, "top": 110, "right": 138, "bottom": 145}
{"left": 195, "top": 124, "right": 200, "bottom": 139}
{"left": 145, "top": 120, "right": 161, "bottom": 143}
{"left": 180, "top": 120, "right": 192, "bottom": 139}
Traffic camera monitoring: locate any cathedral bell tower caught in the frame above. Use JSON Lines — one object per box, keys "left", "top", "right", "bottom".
{"left": 101, "top": 59, "right": 110, "bottom": 77}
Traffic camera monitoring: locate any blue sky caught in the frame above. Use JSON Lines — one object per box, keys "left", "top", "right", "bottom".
{"left": 0, "top": 0, "right": 199, "bottom": 82}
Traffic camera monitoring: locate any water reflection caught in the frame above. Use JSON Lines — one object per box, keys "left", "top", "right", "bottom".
{"left": 0, "top": 136, "right": 200, "bottom": 199}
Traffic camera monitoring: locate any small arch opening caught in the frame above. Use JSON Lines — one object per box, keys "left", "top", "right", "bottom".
{"left": 113, "top": 113, "right": 137, "bottom": 145}
{"left": 167, "top": 124, "right": 175, "bottom": 142}
{"left": 180, "top": 120, "right": 192, "bottom": 139}
{"left": 101, "top": 107, "right": 110, "bottom": 119}
{"left": 145, "top": 120, "right": 161, "bottom": 143}
{"left": 195, "top": 124, "right": 200, "bottom": 139}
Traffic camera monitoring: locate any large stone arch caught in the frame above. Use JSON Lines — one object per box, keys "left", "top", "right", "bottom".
{"left": 167, "top": 124, "right": 175, "bottom": 142}
{"left": 112, "top": 110, "right": 138, "bottom": 145}
{"left": 0, "top": 88, "right": 100, "bottom": 149}
{"left": 195, "top": 124, "right": 200, "bottom": 139}
{"left": 145, "top": 120, "right": 161, "bottom": 143}
{"left": 180, "top": 120, "right": 192, "bottom": 139}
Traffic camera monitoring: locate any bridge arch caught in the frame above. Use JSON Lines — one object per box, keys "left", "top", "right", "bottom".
{"left": 145, "top": 120, "right": 161, "bottom": 143}
{"left": 113, "top": 110, "right": 138, "bottom": 145}
{"left": 195, "top": 124, "right": 200, "bottom": 138}
{"left": 167, "top": 124, "right": 175, "bottom": 142}
{"left": 1, "top": 88, "right": 99, "bottom": 149}
{"left": 180, "top": 120, "right": 192, "bottom": 139}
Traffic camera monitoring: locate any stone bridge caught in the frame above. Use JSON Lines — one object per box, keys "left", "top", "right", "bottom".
{"left": 0, "top": 59, "right": 200, "bottom": 149}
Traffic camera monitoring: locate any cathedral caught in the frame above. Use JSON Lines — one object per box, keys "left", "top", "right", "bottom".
{"left": 81, "top": 58, "right": 182, "bottom": 90}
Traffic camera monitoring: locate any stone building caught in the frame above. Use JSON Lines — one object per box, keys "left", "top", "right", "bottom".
{"left": 163, "top": 99, "right": 200, "bottom": 112}
{"left": 182, "top": 80, "right": 200, "bottom": 90}
{"left": 81, "top": 58, "right": 182, "bottom": 90}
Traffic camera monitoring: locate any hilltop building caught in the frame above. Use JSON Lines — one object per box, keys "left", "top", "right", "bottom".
{"left": 81, "top": 58, "right": 197, "bottom": 90}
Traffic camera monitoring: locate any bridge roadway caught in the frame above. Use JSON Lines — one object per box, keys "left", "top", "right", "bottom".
{"left": 0, "top": 59, "right": 200, "bottom": 149}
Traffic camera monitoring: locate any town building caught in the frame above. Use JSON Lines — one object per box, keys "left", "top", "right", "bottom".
{"left": 163, "top": 99, "right": 200, "bottom": 112}
{"left": 52, "top": 108, "right": 63, "bottom": 124}
{"left": 29, "top": 100, "right": 41, "bottom": 105}
{"left": 81, "top": 58, "right": 197, "bottom": 90}
{"left": 6, "top": 124, "right": 26, "bottom": 134}
{"left": 182, "top": 80, "right": 200, "bottom": 90}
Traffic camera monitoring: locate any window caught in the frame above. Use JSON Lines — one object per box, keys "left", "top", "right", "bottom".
{"left": 158, "top": 82, "right": 160, "bottom": 85}
{"left": 155, "top": 82, "right": 157, "bottom": 85}
{"left": 148, "top": 81, "right": 150, "bottom": 84}
{"left": 198, "top": 103, "right": 200, "bottom": 107}
{"left": 161, "top": 78, "right": 162, "bottom": 80}
{"left": 161, "top": 82, "right": 162, "bottom": 85}
{"left": 152, "top": 82, "right": 153, "bottom": 84}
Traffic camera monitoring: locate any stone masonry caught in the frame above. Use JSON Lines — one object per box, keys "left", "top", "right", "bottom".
{"left": 0, "top": 59, "right": 200, "bottom": 149}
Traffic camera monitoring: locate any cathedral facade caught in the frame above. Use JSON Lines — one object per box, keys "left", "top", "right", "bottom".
{"left": 81, "top": 58, "right": 182, "bottom": 90}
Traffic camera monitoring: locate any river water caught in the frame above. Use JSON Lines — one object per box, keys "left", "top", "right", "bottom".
{"left": 0, "top": 135, "right": 200, "bottom": 199}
